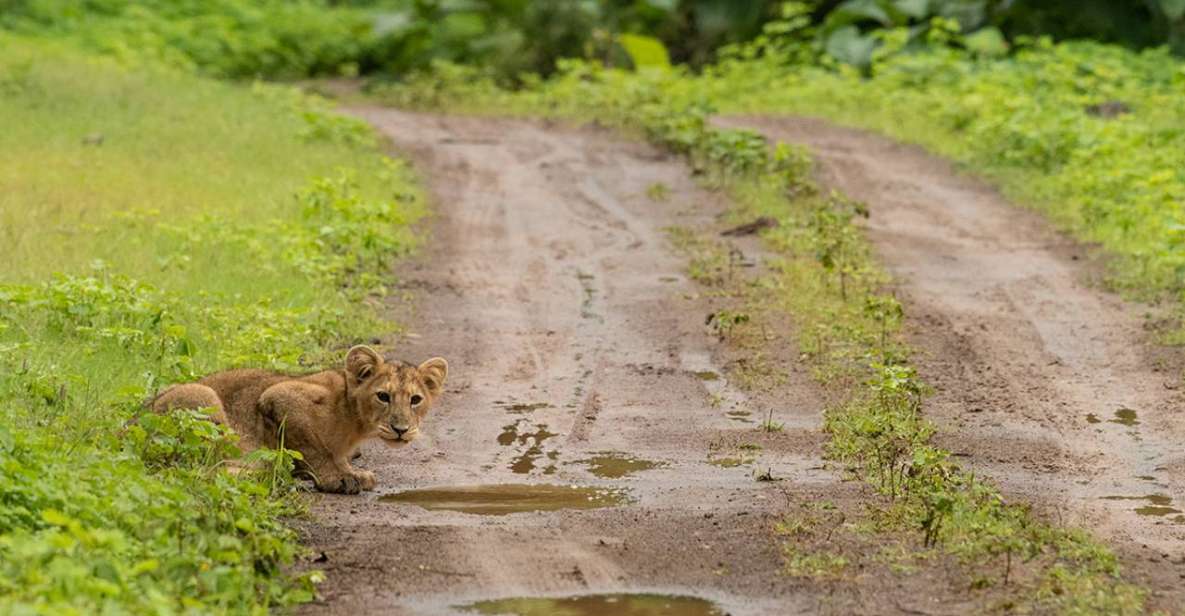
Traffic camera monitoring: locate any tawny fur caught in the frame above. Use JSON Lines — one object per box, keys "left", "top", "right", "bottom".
{"left": 152, "top": 345, "right": 447, "bottom": 494}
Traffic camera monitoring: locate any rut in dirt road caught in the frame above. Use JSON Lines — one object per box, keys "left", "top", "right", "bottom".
{"left": 719, "top": 116, "right": 1185, "bottom": 603}
{"left": 296, "top": 111, "right": 838, "bottom": 615}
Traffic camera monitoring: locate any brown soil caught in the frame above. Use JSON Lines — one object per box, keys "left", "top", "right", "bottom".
{"left": 296, "top": 110, "right": 836, "bottom": 615}
{"left": 718, "top": 116, "right": 1185, "bottom": 609}
{"left": 294, "top": 109, "right": 1185, "bottom": 614}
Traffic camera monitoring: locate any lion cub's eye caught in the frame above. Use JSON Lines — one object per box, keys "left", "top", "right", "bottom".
{"left": 376, "top": 391, "right": 391, "bottom": 404}
{"left": 410, "top": 394, "right": 424, "bottom": 406}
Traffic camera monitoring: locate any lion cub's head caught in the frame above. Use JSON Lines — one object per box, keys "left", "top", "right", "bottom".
{"left": 344, "top": 345, "right": 448, "bottom": 446}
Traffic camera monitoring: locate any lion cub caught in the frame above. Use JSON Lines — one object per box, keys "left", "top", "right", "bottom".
{"left": 152, "top": 345, "right": 447, "bottom": 494}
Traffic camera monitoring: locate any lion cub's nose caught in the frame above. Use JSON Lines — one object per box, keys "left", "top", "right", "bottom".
{"left": 391, "top": 425, "right": 409, "bottom": 438}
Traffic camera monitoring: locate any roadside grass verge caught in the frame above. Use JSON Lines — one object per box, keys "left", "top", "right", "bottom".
{"left": 379, "top": 62, "right": 1147, "bottom": 612}
{"left": 702, "top": 36, "right": 1185, "bottom": 324}
{"left": 0, "top": 37, "right": 425, "bottom": 612}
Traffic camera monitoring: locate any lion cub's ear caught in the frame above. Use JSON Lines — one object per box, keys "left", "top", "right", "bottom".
{"left": 418, "top": 358, "right": 448, "bottom": 396}
{"left": 346, "top": 345, "right": 383, "bottom": 383}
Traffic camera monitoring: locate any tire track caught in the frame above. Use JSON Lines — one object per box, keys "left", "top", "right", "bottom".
{"left": 721, "top": 115, "right": 1185, "bottom": 607}
{"left": 296, "top": 111, "right": 833, "bottom": 615}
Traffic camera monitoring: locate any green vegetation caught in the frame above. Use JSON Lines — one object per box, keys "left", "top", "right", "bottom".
{"left": 0, "top": 0, "right": 377, "bottom": 79}
{"left": 0, "top": 37, "right": 424, "bottom": 612}
{"left": 0, "top": 0, "right": 778, "bottom": 80}
{"left": 704, "top": 20, "right": 1185, "bottom": 315}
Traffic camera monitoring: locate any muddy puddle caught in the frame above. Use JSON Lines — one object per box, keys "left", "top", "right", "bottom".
{"left": 1102, "top": 494, "right": 1183, "bottom": 518}
{"left": 380, "top": 484, "right": 628, "bottom": 515}
{"left": 498, "top": 401, "right": 552, "bottom": 414}
{"left": 575, "top": 452, "right": 665, "bottom": 479}
{"left": 1109, "top": 408, "right": 1140, "bottom": 427}
{"left": 458, "top": 593, "right": 723, "bottom": 615}
{"left": 498, "top": 419, "right": 559, "bottom": 475}
{"left": 708, "top": 456, "right": 752, "bottom": 468}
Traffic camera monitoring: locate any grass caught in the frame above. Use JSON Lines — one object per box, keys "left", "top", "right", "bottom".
{"left": 0, "top": 36, "right": 425, "bottom": 612}
{"left": 380, "top": 58, "right": 1151, "bottom": 612}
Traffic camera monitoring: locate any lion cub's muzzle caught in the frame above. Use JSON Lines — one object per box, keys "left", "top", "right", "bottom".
{"left": 377, "top": 422, "right": 419, "bottom": 446}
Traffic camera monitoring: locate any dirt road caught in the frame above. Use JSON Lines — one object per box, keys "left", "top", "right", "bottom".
{"left": 297, "top": 110, "right": 842, "bottom": 615}
{"left": 297, "top": 110, "right": 1185, "bottom": 614}
{"left": 719, "top": 116, "right": 1185, "bottom": 605}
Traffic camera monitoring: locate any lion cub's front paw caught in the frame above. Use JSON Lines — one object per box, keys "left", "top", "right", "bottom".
{"left": 317, "top": 469, "right": 375, "bottom": 494}
{"left": 355, "top": 469, "right": 377, "bottom": 491}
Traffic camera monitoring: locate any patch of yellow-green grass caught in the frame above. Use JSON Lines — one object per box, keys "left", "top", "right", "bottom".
{"left": 0, "top": 38, "right": 406, "bottom": 296}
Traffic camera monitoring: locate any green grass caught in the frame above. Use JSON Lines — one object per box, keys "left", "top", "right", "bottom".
{"left": 0, "top": 37, "right": 425, "bottom": 613}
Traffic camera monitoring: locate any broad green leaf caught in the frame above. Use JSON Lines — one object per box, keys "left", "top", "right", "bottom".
{"left": 829, "top": 0, "right": 894, "bottom": 27}
{"left": 617, "top": 33, "right": 671, "bottom": 69}
{"left": 825, "top": 25, "right": 878, "bottom": 68}
{"left": 963, "top": 26, "right": 1008, "bottom": 56}
{"left": 1160, "top": 0, "right": 1185, "bottom": 19}
{"left": 643, "top": 0, "right": 680, "bottom": 11}
{"left": 894, "top": 0, "right": 930, "bottom": 19}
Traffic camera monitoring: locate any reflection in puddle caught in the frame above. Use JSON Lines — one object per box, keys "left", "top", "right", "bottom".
{"left": 577, "top": 452, "right": 664, "bottom": 479}
{"left": 459, "top": 593, "right": 723, "bottom": 616}
{"left": 380, "top": 484, "right": 627, "bottom": 515}
{"left": 1109, "top": 408, "right": 1139, "bottom": 427}
{"left": 497, "top": 419, "right": 559, "bottom": 475}
{"left": 726, "top": 410, "right": 752, "bottom": 423}
{"left": 500, "top": 402, "right": 552, "bottom": 414}
{"left": 708, "top": 457, "right": 751, "bottom": 468}
{"left": 1102, "top": 494, "right": 1182, "bottom": 517}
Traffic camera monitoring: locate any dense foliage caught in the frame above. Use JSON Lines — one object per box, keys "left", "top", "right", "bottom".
{"left": 0, "top": 0, "right": 778, "bottom": 79}
{"left": 0, "top": 38, "right": 424, "bottom": 612}
{"left": 3, "top": 0, "right": 1183, "bottom": 82}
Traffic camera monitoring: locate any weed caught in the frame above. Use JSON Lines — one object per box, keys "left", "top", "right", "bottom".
{"left": 646, "top": 182, "right": 671, "bottom": 202}
{"left": 783, "top": 546, "right": 849, "bottom": 580}
{"left": 758, "top": 409, "right": 784, "bottom": 433}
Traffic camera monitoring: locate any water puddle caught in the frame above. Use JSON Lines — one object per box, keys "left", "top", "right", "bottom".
{"left": 1101, "top": 494, "right": 1182, "bottom": 517}
{"left": 680, "top": 350, "right": 748, "bottom": 416}
{"left": 458, "top": 593, "right": 723, "bottom": 615}
{"left": 1108, "top": 408, "right": 1140, "bottom": 427}
{"left": 380, "top": 484, "right": 627, "bottom": 515}
{"left": 499, "top": 402, "right": 552, "bottom": 414}
{"left": 576, "top": 452, "right": 664, "bottom": 479}
{"left": 497, "top": 419, "right": 559, "bottom": 474}
{"left": 708, "top": 456, "right": 751, "bottom": 468}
